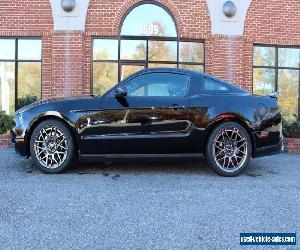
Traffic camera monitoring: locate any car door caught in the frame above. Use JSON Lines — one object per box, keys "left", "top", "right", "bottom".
{"left": 81, "top": 71, "right": 193, "bottom": 154}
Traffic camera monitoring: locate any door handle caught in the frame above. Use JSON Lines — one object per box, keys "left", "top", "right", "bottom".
{"left": 148, "top": 116, "right": 163, "bottom": 122}
{"left": 169, "top": 104, "right": 185, "bottom": 110}
{"left": 140, "top": 116, "right": 162, "bottom": 125}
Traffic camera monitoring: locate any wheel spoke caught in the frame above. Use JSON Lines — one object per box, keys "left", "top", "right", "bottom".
{"left": 35, "top": 145, "right": 44, "bottom": 150}
{"left": 52, "top": 155, "right": 58, "bottom": 164}
{"left": 232, "top": 128, "right": 238, "bottom": 140}
{"left": 221, "top": 131, "right": 226, "bottom": 141}
{"left": 58, "top": 145, "right": 67, "bottom": 150}
{"left": 227, "top": 157, "right": 232, "bottom": 168}
{"left": 45, "top": 154, "right": 49, "bottom": 167}
{"left": 37, "top": 149, "right": 45, "bottom": 157}
{"left": 236, "top": 138, "right": 246, "bottom": 144}
{"left": 223, "top": 129, "right": 228, "bottom": 138}
{"left": 237, "top": 141, "right": 246, "bottom": 149}
{"left": 214, "top": 144, "right": 225, "bottom": 152}
{"left": 222, "top": 157, "right": 227, "bottom": 168}
{"left": 215, "top": 150, "right": 224, "bottom": 157}
{"left": 233, "top": 155, "right": 238, "bottom": 165}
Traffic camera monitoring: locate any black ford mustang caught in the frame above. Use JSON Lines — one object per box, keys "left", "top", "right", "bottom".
{"left": 12, "top": 68, "right": 282, "bottom": 176}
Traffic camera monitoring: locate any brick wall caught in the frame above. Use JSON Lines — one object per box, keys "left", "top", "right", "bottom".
{"left": 244, "top": 0, "right": 300, "bottom": 42}
{"left": 0, "top": 135, "right": 12, "bottom": 148}
{"left": 283, "top": 138, "right": 300, "bottom": 153}
{"left": 0, "top": 0, "right": 53, "bottom": 33}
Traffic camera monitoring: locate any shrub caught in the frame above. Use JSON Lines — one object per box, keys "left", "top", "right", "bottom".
{"left": 17, "top": 95, "right": 38, "bottom": 110}
{"left": 282, "top": 114, "right": 300, "bottom": 138}
{"left": 0, "top": 111, "right": 15, "bottom": 135}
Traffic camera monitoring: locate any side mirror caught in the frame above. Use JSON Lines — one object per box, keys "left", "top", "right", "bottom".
{"left": 114, "top": 87, "right": 128, "bottom": 98}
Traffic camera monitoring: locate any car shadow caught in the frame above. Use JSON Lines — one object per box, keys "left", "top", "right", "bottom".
{"left": 15, "top": 152, "right": 277, "bottom": 177}
{"left": 66, "top": 158, "right": 278, "bottom": 177}
{"left": 67, "top": 158, "right": 214, "bottom": 176}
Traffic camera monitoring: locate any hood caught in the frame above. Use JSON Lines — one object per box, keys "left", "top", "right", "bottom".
{"left": 16, "top": 95, "right": 96, "bottom": 113}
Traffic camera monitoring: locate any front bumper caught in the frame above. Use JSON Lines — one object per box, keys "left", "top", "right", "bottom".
{"left": 11, "top": 130, "right": 27, "bottom": 156}
{"left": 252, "top": 138, "right": 283, "bottom": 158}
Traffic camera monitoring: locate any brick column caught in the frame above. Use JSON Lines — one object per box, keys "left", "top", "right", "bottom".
{"left": 206, "top": 35, "right": 245, "bottom": 88}
{"left": 42, "top": 34, "right": 53, "bottom": 99}
{"left": 51, "top": 31, "right": 84, "bottom": 97}
{"left": 242, "top": 40, "right": 253, "bottom": 92}
{"left": 82, "top": 35, "right": 92, "bottom": 95}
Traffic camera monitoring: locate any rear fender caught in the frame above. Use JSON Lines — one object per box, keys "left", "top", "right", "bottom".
{"left": 204, "top": 113, "right": 255, "bottom": 154}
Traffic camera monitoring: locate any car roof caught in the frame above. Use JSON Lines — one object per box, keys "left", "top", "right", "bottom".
{"left": 140, "top": 67, "right": 202, "bottom": 76}
{"left": 136, "top": 68, "right": 230, "bottom": 84}
{"left": 121, "top": 67, "right": 248, "bottom": 93}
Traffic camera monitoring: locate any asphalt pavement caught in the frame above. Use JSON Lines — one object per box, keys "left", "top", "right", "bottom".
{"left": 0, "top": 148, "right": 299, "bottom": 249}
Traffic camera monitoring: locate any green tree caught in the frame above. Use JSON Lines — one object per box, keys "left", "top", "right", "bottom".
{"left": 17, "top": 62, "right": 41, "bottom": 108}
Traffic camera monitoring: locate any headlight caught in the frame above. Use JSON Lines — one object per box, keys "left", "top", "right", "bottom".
{"left": 13, "top": 113, "right": 25, "bottom": 137}
{"left": 257, "top": 103, "right": 267, "bottom": 117}
{"left": 15, "top": 112, "right": 24, "bottom": 126}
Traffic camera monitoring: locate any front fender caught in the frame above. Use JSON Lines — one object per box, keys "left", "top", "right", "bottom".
{"left": 14, "top": 111, "right": 79, "bottom": 157}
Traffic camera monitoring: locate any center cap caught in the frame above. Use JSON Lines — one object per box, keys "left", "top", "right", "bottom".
{"left": 46, "top": 138, "right": 57, "bottom": 153}
{"left": 225, "top": 143, "right": 235, "bottom": 156}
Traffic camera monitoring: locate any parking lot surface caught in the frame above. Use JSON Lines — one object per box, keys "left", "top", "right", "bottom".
{"left": 0, "top": 148, "right": 299, "bottom": 249}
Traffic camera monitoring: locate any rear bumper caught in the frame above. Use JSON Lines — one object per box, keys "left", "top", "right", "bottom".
{"left": 252, "top": 138, "right": 283, "bottom": 158}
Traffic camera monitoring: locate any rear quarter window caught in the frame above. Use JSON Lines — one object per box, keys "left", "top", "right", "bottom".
{"left": 203, "top": 78, "right": 229, "bottom": 92}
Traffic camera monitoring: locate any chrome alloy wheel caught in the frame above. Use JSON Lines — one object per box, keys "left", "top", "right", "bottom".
{"left": 33, "top": 125, "right": 68, "bottom": 169}
{"left": 213, "top": 127, "right": 247, "bottom": 172}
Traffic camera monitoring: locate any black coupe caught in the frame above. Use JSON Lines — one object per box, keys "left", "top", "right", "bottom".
{"left": 12, "top": 68, "right": 283, "bottom": 176}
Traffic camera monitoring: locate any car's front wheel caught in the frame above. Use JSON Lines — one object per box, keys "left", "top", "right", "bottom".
{"left": 30, "top": 119, "right": 74, "bottom": 174}
{"left": 206, "top": 122, "right": 252, "bottom": 177}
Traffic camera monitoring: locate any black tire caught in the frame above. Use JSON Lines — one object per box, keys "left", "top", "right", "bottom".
{"left": 205, "top": 122, "right": 252, "bottom": 177}
{"left": 30, "top": 119, "right": 75, "bottom": 174}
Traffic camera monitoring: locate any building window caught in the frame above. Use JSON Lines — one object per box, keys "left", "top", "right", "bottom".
{"left": 0, "top": 38, "right": 42, "bottom": 114}
{"left": 253, "top": 45, "right": 300, "bottom": 120}
{"left": 92, "top": 3, "right": 205, "bottom": 96}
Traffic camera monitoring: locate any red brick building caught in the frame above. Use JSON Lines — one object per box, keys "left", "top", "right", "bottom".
{"left": 0, "top": 0, "right": 300, "bottom": 150}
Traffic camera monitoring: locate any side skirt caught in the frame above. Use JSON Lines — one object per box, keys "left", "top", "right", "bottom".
{"left": 78, "top": 151, "right": 204, "bottom": 162}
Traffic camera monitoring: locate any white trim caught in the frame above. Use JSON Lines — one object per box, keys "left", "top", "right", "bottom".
{"left": 206, "top": 0, "right": 252, "bottom": 36}
{"left": 50, "top": 0, "right": 90, "bottom": 31}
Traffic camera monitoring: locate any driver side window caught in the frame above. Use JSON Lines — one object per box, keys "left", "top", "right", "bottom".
{"left": 126, "top": 73, "right": 189, "bottom": 97}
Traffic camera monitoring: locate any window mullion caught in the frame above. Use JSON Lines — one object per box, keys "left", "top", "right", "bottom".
{"left": 275, "top": 46, "right": 278, "bottom": 93}
{"left": 176, "top": 39, "right": 179, "bottom": 69}
{"left": 146, "top": 39, "right": 149, "bottom": 69}
{"left": 118, "top": 37, "right": 121, "bottom": 83}
{"left": 15, "top": 38, "right": 18, "bottom": 111}
{"left": 298, "top": 51, "right": 300, "bottom": 119}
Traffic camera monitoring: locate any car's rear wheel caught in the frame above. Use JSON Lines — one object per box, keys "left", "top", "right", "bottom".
{"left": 30, "top": 119, "right": 74, "bottom": 174}
{"left": 206, "top": 122, "right": 251, "bottom": 177}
